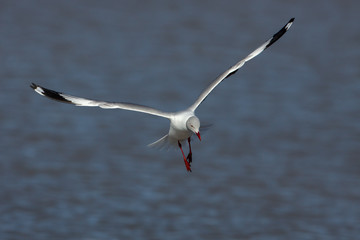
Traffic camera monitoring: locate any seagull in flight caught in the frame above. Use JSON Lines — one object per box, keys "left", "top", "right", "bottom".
{"left": 31, "top": 18, "right": 294, "bottom": 172}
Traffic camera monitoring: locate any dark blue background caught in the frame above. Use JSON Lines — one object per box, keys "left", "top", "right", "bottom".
{"left": 1, "top": 0, "right": 359, "bottom": 239}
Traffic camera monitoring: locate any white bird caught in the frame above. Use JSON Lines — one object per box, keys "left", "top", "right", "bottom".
{"left": 31, "top": 18, "right": 294, "bottom": 172}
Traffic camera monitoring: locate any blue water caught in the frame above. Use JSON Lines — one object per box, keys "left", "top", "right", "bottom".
{"left": 1, "top": 0, "right": 359, "bottom": 239}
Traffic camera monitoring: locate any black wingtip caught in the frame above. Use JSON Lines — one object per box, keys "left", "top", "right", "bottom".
{"left": 265, "top": 18, "right": 294, "bottom": 49}
{"left": 30, "top": 82, "right": 37, "bottom": 90}
{"left": 31, "top": 83, "right": 73, "bottom": 104}
{"left": 44, "top": 88, "right": 72, "bottom": 103}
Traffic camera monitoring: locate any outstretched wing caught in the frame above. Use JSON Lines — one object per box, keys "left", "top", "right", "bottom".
{"left": 31, "top": 83, "right": 173, "bottom": 119}
{"left": 188, "top": 18, "right": 294, "bottom": 112}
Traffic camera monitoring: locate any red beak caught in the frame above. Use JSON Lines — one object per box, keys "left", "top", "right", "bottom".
{"left": 196, "top": 132, "right": 201, "bottom": 141}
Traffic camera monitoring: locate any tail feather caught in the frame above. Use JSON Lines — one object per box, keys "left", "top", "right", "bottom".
{"left": 148, "top": 134, "right": 170, "bottom": 149}
{"left": 148, "top": 124, "right": 212, "bottom": 149}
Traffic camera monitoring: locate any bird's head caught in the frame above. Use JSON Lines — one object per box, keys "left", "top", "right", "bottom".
{"left": 186, "top": 116, "right": 201, "bottom": 141}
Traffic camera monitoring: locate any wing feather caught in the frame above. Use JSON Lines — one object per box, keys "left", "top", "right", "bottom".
{"left": 188, "top": 18, "right": 294, "bottom": 111}
{"left": 31, "top": 83, "right": 172, "bottom": 119}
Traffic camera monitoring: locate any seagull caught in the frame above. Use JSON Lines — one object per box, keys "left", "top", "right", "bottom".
{"left": 31, "top": 18, "right": 294, "bottom": 172}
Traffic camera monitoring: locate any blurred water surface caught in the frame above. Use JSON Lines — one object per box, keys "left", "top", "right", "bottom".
{"left": 1, "top": 0, "right": 359, "bottom": 239}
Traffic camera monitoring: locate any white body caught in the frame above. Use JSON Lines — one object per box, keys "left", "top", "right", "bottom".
{"left": 168, "top": 111, "right": 196, "bottom": 143}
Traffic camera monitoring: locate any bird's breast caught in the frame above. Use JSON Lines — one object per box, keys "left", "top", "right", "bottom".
{"left": 168, "top": 111, "right": 196, "bottom": 141}
{"left": 168, "top": 127, "right": 192, "bottom": 142}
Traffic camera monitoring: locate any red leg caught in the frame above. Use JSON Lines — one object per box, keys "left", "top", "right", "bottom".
{"left": 186, "top": 137, "right": 192, "bottom": 163}
{"left": 178, "top": 141, "right": 191, "bottom": 172}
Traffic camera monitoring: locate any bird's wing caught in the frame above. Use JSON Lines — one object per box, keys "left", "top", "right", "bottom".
{"left": 188, "top": 18, "right": 294, "bottom": 112}
{"left": 31, "top": 83, "right": 173, "bottom": 119}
